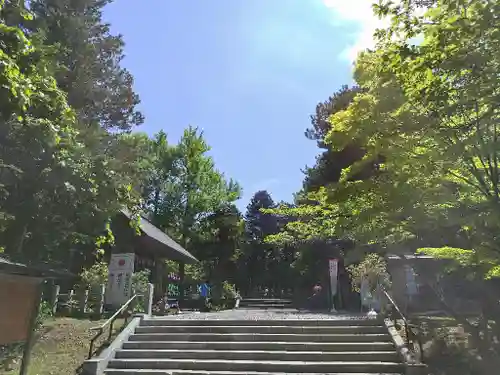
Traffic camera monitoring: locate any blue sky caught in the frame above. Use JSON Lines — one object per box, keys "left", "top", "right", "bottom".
{"left": 103, "top": 0, "right": 381, "bottom": 211}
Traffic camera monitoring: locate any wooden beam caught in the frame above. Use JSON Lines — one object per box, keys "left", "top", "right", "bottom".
{"left": 19, "top": 280, "right": 44, "bottom": 375}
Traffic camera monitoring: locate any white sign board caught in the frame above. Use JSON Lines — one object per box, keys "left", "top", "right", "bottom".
{"left": 328, "top": 258, "right": 339, "bottom": 297}
{"left": 360, "top": 277, "right": 371, "bottom": 308}
{"left": 328, "top": 258, "right": 339, "bottom": 312}
{"left": 106, "top": 253, "right": 135, "bottom": 307}
{"left": 404, "top": 265, "right": 418, "bottom": 296}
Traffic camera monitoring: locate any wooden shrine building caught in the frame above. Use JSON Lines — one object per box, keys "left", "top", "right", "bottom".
{"left": 110, "top": 210, "right": 198, "bottom": 299}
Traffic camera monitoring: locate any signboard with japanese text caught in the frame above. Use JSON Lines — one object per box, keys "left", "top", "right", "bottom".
{"left": 328, "top": 258, "right": 339, "bottom": 297}
{"left": 328, "top": 258, "right": 339, "bottom": 311}
{"left": 105, "top": 253, "right": 135, "bottom": 307}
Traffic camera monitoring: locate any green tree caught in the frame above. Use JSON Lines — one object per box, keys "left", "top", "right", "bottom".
{"left": 268, "top": 1, "right": 500, "bottom": 366}
{"left": 195, "top": 203, "right": 244, "bottom": 284}
{"left": 241, "top": 190, "right": 280, "bottom": 293}
{"left": 0, "top": 1, "right": 135, "bottom": 265}
{"left": 28, "top": 0, "right": 143, "bottom": 131}
{"left": 302, "top": 86, "right": 365, "bottom": 192}
{"left": 143, "top": 127, "right": 241, "bottom": 292}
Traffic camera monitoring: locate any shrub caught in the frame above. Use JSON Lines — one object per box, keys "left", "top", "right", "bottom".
{"left": 221, "top": 280, "right": 237, "bottom": 299}
{"left": 79, "top": 261, "right": 109, "bottom": 290}
{"left": 347, "top": 253, "right": 391, "bottom": 293}
{"left": 36, "top": 300, "right": 53, "bottom": 328}
{"left": 131, "top": 269, "right": 151, "bottom": 312}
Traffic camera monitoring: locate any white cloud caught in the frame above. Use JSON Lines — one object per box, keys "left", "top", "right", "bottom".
{"left": 322, "top": 0, "right": 389, "bottom": 62}
{"left": 323, "top": 0, "right": 428, "bottom": 62}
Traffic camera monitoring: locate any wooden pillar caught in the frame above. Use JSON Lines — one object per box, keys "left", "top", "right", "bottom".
{"left": 155, "top": 258, "right": 164, "bottom": 299}
{"left": 50, "top": 284, "right": 60, "bottom": 315}
{"left": 144, "top": 283, "right": 154, "bottom": 316}
{"left": 19, "top": 280, "right": 44, "bottom": 375}
{"left": 178, "top": 262, "right": 185, "bottom": 303}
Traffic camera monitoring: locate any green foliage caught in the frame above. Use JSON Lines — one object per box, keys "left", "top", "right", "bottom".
{"left": 143, "top": 127, "right": 241, "bottom": 259}
{"left": 36, "top": 300, "right": 53, "bottom": 328}
{"left": 132, "top": 269, "right": 151, "bottom": 294}
{"left": 240, "top": 190, "right": 287, "bottom": 292}
{"left": 303, "top": 85, "right": 367, "bottom": 192}
{"left": 131, "top": 269, "right": 151, "bottom": 312}
{"left": 347, "top": 254, "right": 391, "bottom": 293}
{"left": 221, "top": 280, "right": 237, "bottom": 299}
{"left": 0, "top": 0, "right": 249, "bottom": 298}
{"left": 266, "top": 0, "right": 500, "bottom": 284}
{"left": 28, "top": 0, "right": 144, "bottom": 131}
{"left": 79, "top": 261, "right": 109, "bottom": 290}
{"left": 0, "top": 0, "right": 143, "bottom": 265}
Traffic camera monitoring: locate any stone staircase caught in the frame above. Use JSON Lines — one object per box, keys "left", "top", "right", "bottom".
{"left": 239, "top": 298, "right": 294, "bottom": 309}
{"left": 103, "top": 317, "right": 406, "bottom": 375}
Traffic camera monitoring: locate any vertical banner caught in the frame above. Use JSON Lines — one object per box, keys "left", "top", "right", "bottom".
{"left": 360, "top": 277, "right": 371, "bottom": 310}
{"left": 404, "top": 264, "right": 418, "bottom": 307}
{"left": 328, "top": 258, "right": 339, "bottom": 311}
{"left": 106, "top": 253, "right": 135, "bottom": 307}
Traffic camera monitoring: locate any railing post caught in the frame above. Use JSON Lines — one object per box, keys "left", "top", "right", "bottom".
{"left": 50, "top": 284, "right": 60, "bottom": 315}
{"left": 79, "top": 288, "right": 89, "bottom": 314}
{"left": 144, "top": 283, "right": 154, "bottom": 316}
{"left": 97, "top": 284, "right": 106, "bottom": 316}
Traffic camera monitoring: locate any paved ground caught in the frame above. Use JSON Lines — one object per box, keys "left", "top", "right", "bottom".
{"left": 152, "top": 309, "right": 368, "bottom": 320}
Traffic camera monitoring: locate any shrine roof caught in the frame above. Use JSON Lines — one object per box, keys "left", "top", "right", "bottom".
{"left": 119, "top": 209, "right": 198, "bottom": 264}
{"left": 0, "top": 256, "right": 75, "bottom": 279}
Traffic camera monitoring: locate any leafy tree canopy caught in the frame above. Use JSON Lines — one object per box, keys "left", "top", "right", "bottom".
{"left": 267, "top": 0, "right": 500, "bottom": 279}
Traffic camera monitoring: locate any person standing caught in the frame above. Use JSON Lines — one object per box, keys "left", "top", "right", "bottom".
{"left": 198, "top": 280, "right": 211, "bottom": 311}
{"left": 308, "top": 283, "right": 323, "bottom": 311}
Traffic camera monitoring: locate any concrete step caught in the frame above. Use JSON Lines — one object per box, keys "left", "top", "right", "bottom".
{"left": 122, "top": 341, "right": 397, "bottom": 352}
{"left": 107, "top": 358, "right": 405, "bottom": 373}
{"left": 240, "top": 301, "right": 293, "bottom": 304}
{"left": 240, "top": 303, "right": 291, "bottom": 310}
{"left": 105, "top": 370, "right": 402, "bottom": 375}
{"left": 115, "top": 349, "right": 400, "bottom": 362}
{"left": 239, "top": 305, "right": 292, "bottom": 309}
{"left": 240, "top": 299, "right": 293, "bottom": 303}
{"left": 128, "top": 333, "right": 392, "bottom": 343}
{"left": 139, "top": 318, "right": 382, "bottom": 327}
{"left": 134, "top": 325, "right": 387, "bottom": 334}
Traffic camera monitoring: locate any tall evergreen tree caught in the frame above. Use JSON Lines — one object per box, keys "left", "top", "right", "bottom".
{"left": 245, "top": 190, "right": 278, "bottom": 241}
{"left": 28, "top": 0, "right": 143, "bottom": 131}
{"left": 242, "top": 190, "right": 279, "bottom": 292}
{"left": 302, "top": 85, "right": 370, "bottom": 192}
{"left": 0, "top": 2, "right": 137, "bottom": 265}
{"left": 195, "top": 203, "right": 244, "bottom": 284}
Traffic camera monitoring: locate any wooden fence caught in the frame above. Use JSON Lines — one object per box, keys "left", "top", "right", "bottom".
{"left": 47, "top": 284, "right": 109, "bottom": 317}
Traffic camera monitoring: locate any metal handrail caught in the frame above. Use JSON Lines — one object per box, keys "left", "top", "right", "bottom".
{"left": 381, "top": 287, "right": 425, "bottom": 362}
{"left": 87, "top": 294, "right": 141, "bottom": 359}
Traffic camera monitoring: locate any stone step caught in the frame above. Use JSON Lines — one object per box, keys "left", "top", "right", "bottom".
{"left": 122, "top": 341, "right": 396, "bottom": 352}
{"left": 238, "top": 305, "right": 292, "bottom": 309}
{"left": 128, "top": 333, "right": 392, "bottom": 343}
{"left": 115, "top": 349, "right": 400, "bottom": 362}
{"left": 239, "top": 302, "right": 293, "bottom": 305}
{"left": 241, "top": 298, "right": 293, "bottom": 304}
{"left": 139, "top": 318, "right": 381, "bottom": 327}
{"left": 107, "top": 358, "right": 405, "bottom": 373}
{"left": 134, "top": 325, "right": 387, "bottom": 334}
{"left": 105, "top": 370, "right": 401, "bottom": 375}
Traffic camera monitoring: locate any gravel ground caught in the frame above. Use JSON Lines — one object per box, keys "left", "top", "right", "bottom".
{"left": 151, "top": 309, "right": 369, "bottom": 321}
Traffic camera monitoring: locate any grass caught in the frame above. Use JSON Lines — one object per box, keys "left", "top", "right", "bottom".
{"left": 0, "top": 317, "right": 125, "bottom": 375}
